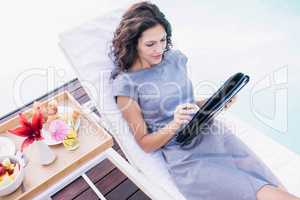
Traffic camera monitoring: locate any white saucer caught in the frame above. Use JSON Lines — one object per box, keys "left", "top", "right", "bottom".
{"left": 0, "top": 136, "right": 16, "bottom": 156}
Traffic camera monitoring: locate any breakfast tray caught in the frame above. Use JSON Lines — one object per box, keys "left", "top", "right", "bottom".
{"left": 0, "top": 91, "right": 113, "bottom": 200}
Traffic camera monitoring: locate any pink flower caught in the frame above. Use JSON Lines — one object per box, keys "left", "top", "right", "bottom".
{"left": 48, "top": 119, "right": 69, "bottom": 141}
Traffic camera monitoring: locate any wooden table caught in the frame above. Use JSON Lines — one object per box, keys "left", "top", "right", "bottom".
{"left": 0, "top": 91, "right": 113, "bottom": 200}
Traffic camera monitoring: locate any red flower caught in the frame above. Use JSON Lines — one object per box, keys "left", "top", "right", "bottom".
{"left": 8, "top": 109, "right": 44, "bottom": 151}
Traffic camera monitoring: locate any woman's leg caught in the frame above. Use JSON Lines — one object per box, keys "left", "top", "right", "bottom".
{"left": 257, "top": 185, "right": 300, "bottom": 200}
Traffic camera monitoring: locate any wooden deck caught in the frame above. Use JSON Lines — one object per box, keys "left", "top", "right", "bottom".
{"left": 0, "top": 78, "right": 151, "bottom": 200}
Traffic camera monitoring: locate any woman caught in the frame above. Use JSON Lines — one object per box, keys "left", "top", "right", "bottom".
{"left": 110, "top": 2, "right": 299, "bottom": 200}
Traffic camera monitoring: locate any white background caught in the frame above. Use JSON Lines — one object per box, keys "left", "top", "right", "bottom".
{"left": 0, "top": 0, "right": 299, "bottom": 153}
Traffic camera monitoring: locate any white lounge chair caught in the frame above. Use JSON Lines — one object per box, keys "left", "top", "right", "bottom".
{"left": 58, "top": 8, "right": 300, "bottom": 199}
{"left": 59, "top": 8, "right": 186, "bottom": 200}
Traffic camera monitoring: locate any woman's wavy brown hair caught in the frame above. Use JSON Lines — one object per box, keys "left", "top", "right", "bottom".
{"left": 109, "top": 1, "right": 172, "bottom": 79}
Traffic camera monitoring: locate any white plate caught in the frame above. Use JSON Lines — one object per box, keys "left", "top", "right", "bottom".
{"left": 0, "top": 137, "right": 16, "bottom": 156}
{"left": 42, "top": 106, "right": 80, "bottom": 146}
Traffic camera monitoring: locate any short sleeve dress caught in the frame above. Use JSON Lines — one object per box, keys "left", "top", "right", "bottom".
{"left": 111, "top": 49, "right": 282, "bottom": 200}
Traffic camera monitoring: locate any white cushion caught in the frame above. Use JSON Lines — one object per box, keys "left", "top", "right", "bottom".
{"left": 58, "top": 8, "right": 186, "bottom": 200}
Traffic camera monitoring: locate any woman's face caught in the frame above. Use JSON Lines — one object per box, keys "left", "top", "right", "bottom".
{"left": 136, "top": 24, "right": 167, "bottom": 67}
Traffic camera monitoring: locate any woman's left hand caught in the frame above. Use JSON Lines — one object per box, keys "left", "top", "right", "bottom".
{"left": 224, "top": 95, "right": 237, "bottom": 110}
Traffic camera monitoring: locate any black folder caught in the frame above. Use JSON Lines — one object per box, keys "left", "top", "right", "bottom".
{"left": 175, "top": 72, "right": 250, "bottom": 146}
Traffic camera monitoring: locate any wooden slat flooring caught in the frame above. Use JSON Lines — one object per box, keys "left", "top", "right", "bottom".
{"left": 0, "top": 78, "right": 151, "bottom": 200}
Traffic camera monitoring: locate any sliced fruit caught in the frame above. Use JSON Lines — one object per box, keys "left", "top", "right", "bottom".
{"left": 1, "top": 158, "right": 11, "bottom": 168}
{"left": 63, "top": 138, "right": 79, "bottom": 151}
{"left": 66, "top": 129, "right": 77, "bottom": 139}
{"left": 0, "top": 158, "right": 17, "bottom": 181}
{"left": 0, "top": 172, "right": 13, "bottom": 187}
{"left": 0, "top": 165, "right": 5, "bottom": 176}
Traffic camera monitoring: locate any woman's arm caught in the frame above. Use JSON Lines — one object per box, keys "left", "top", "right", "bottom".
{"left": 116, "top": 96, "right": 196, "bottom": 153}
{"left": 138, "top": 121, "right": 180, "bottom": 153}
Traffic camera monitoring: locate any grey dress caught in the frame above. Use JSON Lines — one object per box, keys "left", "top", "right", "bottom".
{"left": 111, "top": 49, "right": 282, "bottom": 200}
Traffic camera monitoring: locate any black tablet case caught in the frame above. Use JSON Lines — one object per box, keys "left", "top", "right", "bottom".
{"left": 175, "top": 72, "right": 250, "bottom": 146}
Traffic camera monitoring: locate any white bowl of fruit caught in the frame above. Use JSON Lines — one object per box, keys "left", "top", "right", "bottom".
{"left": 0, "top": 156, "right": 25, "bottom": 196}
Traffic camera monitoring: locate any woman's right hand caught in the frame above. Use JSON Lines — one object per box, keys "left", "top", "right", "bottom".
{"left": 172, "top": 103, "right": 199, "bottom": 129}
